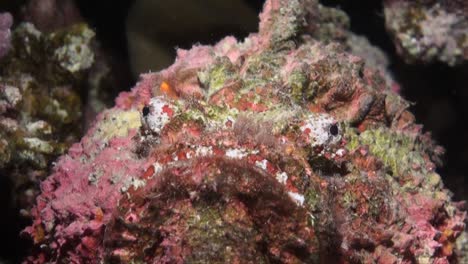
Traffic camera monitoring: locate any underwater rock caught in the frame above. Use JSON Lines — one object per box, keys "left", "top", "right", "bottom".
{"left": 25, "top": 0, "right": 465, "bottom": 263}
{"left": 0, "top": 21, "right": 95, "bottom": 216}
{"left": 384, "top": 0, "right": 468, "bottom": 65}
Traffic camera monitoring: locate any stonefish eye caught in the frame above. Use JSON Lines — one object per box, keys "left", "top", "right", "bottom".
{"left": 300, "top": 113, "right": 341, "bottom": 148}
{"left": 142, "top": 106, "right": 150, "bottom": 117}
{"left": 142, "top": 97, "right": 176, "bottom": 134}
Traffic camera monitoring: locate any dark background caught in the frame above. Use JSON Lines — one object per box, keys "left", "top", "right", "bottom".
{"left": 0, "top": 0, "right": 466, "bottom": 262}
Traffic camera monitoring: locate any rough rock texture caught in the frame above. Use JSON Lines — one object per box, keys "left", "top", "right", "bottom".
{"left": 0, "top": 21, "right": 95, "bottom": 216}
{"left": 19, "top": 0, "right": 119, "bottom": 123}
{"left": 304, "top": 2, "right": 394, "bottom": 89}
{"left": 384, "top": 0, "right": 468, "bottom": 65}
{"left": 25, "top": 0, "right": 466, "bottom": 263}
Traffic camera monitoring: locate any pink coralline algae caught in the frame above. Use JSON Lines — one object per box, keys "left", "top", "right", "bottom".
{"left": 25, "top": 0, "right": 466, "bottom": 263}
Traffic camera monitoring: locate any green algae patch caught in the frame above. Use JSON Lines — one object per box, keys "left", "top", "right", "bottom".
{"left": 186, "top": 202, "right": 265, "bottom": 263}
{"left": 242, "top": 50, "right": 285, "bottom": 90}
{"left": 346, "top": 127, "right": 426, "bottom": 177}
{"left": 288, "top": 66, "right": 317, "bottom": 103}
{"left": 198, "top": 56, "right": 241, "bottom": 99}
{"left": 304, "top": 186, "right": 320, "bottom": 213}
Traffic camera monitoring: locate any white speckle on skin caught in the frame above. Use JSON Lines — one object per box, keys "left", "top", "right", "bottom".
{"left": 87, "top": 169, "right": 103, "bottom": 185}
{"left": 288, "top": 191, "right": 305, "bottom": 206}
{"left": 131, "top": 178, "right": 146, "bottom": 189}
{"left": 336, "top": 148, "right": 346, "bottom": 157}
{"left": 300, "top": 113, "right": 341, "bottom": 147}
{"left": 120, "top": 177, "right": 147, "bottom": 193}
{"left": 255, "top": 159, "right": 268, "bottom": 170}
{"left": 275, "top": 172, "right": 288, "bottom": 185}
{"left": 195, "top": 146, "right": 213, "bottom": 157}
{"left": 153, "top": 162, "right": 163, "bottom": 174}
{"left": 225, "top": 148, "right": 249, "bottom": 159}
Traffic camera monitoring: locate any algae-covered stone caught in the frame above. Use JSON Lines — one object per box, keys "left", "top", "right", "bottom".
{"left": 346, "top": 127, "right": 428, "bottom": 177}
{"left": 385, "top": 0, "right": 468, "bottom": 65}
{"left": 52, "top": 25, "right": 95, "bottom": 73}
{"left": 0, "top": 21, "right": 97, "bottom": 215}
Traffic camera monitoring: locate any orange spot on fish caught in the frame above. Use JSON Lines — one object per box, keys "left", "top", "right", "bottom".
{"left": 308, "top": 104, "right": 322, "bottom": 113}
{"left": 34, "top": 224, "right": 45, "bottom": 244}
{"left": 95, "top": 207, "right": 104, "bottom": 222}
{"left": 160, "top": 81, "right": 178, "bottom": 99}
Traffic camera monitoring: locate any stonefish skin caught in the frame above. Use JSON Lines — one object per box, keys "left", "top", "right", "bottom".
{"left": 25, "top": 0, "right": 465, "bottom": 263}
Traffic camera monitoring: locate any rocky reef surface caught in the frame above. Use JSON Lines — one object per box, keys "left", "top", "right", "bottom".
{"left": 0, "top": 14, "right": 95, "bottom": 215}
{"left": 0, "top": 0, "right": 121, "bottom": 225}
{"left": 16, "top": 0, "right": 467, "bottom": 263}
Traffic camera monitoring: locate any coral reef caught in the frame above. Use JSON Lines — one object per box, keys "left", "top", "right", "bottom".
{"left": 23, "top": 0, "right": 465, "bottom": 263}
{"left": 384, "top": 0, "right": 468, "bottom": 65}
{"left": 19, "top": 0, "right": 120, "bottom": 123}
{"left": 0, "top": 20, "right": 95, "bottom": 215}
{"left": 0, "top": 0, "right": 123, "bottom": 224}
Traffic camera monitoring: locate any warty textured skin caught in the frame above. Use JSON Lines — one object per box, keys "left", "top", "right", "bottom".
{"left": 25, "top": 0, "right": 466, "bottom": 263}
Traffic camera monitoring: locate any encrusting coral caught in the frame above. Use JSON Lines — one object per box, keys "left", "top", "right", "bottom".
{"left": 384, "top": 0, "right": 468, "bottom": 65}
{"left": 0, "top": 17, "right": 95, "bottom": 215}
{"left": 24, "top": 0, "right": 466, "bottom": 263}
